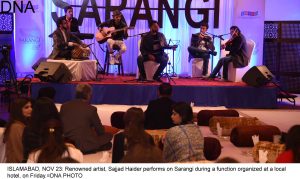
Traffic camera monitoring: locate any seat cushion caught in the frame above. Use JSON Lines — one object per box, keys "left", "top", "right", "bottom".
{"left": 197, "top": 110, "right": 239, "bottom": 126}
{"left": 230, "top": 125, "right": 281, "bottom": 147}
{"left": 209, "top": 116, "right": 261, "bottom": 136}
{"left": 204, "top": 137, "right": 222, "bottom": 161}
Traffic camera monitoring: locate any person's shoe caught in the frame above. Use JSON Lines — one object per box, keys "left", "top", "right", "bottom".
{"left": 114, "top": 54, "right": 120, "bottom": 64}
{"left": 202, "top": 74, "right": 210, "bottom": 78}
{"left": 209, "top": 51, "right": 217, "bottom": 56}
{"left": 138, "top": 75, "right": 146, "bottom": 81}
{"left": 219, "top": 78, "right": 229, "bottom": 82}
{"left": 109, "top": 54, "right": 115, "bottom": 64}
{"left": 153, "top": 76, "right": 163, "bottom": 83}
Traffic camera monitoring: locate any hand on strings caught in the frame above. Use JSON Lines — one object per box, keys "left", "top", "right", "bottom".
{"left": 221, "top": 44, "right": 226, "bottom": 50}
{"left": 148, "top": 54, "right": 156, "bottom": 61}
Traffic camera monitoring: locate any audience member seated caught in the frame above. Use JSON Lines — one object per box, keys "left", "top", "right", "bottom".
{"left": 110, "top": 111, "right": 126, "bottom": 129}
{"left": 22, "top": 97, "right": 60, "bottom": 161}
{"left": 144, "top": 83, "right": 175, "bottom": 129}
{"left": 60, "top": 84, "right": 112, "bottom": 154}
{"left": 121, "top": 143, "right": 163, "bottom": 163}
{"left": 0, "top": 119, "right": 7, "bottom": 127}
{"left": 3, "top": 97, "right": 32, "bottom": 163}
{"left": 112, "top": 107, "right": 161, "bottom": 163}
{"left": 276, "top": 125, "right": 300, "bottom": 163}
{"left": 37, "top": 87, "right": 56, "bottom": 100}
{"left": 27, "top": 119, "right": 83, "bottom": 163}
{"left": 163, "top": 102, "right": 204, "bottom": 162}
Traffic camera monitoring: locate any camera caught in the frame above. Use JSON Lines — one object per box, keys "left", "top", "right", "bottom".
{"left": 0, "top": 44, "right": 12, "bottom": 51}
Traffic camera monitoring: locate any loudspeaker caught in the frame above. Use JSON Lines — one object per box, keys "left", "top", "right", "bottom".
{"left": 34, "top": 62, "right": 72, "bottom": 83}
{"left": 242, "top": 65, "right": 274, "bottom": 87}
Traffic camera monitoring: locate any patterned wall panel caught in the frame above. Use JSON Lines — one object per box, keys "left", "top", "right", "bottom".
{"left": 282, "top": 23, "right": 300, "bottom": 39}
{"left": 263, "top": 42, "right": 277, "bottom": 72}
{"left": 0, "top": 13, "right": 13, "bottom": 34}
{"left": 264, "top": 21, "right": 300, "bottom": 93}
{"left": 280, "top": 43, "right": 300, "bottom": 72}
{"left": 264, "top": 23, "right": 278, "bottom": 39}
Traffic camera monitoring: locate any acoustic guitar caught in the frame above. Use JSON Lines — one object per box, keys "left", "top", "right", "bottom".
{"left": 95, "top": 26, "right": 134, "bottom": 44}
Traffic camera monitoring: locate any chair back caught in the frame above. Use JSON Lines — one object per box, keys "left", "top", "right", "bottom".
{"left": 245, "top": 39, "right": 255, "bottom": 64}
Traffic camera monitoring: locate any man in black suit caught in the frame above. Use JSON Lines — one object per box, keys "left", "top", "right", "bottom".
{"left": 188, "top": 22, "right": 216, "bottom": 77}
{"left": 144, "top": 83, "right": 175, "bottom": 129}
{"left": 60, "top": 84, "right": 112, "bottom": 154}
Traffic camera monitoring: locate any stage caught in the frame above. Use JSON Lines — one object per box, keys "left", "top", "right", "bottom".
{"left": 30, "top": 75, "right": 278, "bottom": 109}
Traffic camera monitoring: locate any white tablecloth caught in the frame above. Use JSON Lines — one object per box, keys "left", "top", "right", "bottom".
{"left": 47, "top": 59, "right": 97, "bottom": 81}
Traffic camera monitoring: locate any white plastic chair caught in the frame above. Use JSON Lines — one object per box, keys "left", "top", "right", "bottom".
{"left": 137, "top": 39, "right": 159, "bottom": 80}
{"left": 220, "top": 39, "right": 255, "bottom": 82}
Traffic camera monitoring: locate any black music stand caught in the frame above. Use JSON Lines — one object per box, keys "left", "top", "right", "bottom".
{"left": 166, "top": 40, "right": 180, "bottom": 77}
{"left": 206, "top": 32, "right": 230, "bottom": 71}
{"left": 0, "top": 45, "right": 18, "bottom": 103}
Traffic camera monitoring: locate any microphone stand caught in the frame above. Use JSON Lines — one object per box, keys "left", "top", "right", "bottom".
{"left": 206, "top": 32, "right": 230, "bottom": 76}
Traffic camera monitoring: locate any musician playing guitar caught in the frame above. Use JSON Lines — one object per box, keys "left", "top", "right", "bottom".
{"left": 187, "top": 22, "right": 216, "bottom": 77}
{"left": 48, "top": 18, "right": 87, "bottom": 60}
{"left": 137, "top": 20, "right": 175, "bottom": 82}
{"left": 98, "top": 10, "right": 128, "bottom": 64}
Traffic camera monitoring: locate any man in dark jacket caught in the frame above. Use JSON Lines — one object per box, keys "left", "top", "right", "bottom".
{"left": 59, "top": 5, "right": 80, "bottom": 33}
{"left": 144, "top": 83, "right": 175, "bottom": 129}
{"left": 209, "top": 26, "right": 249, "bottom": 81}
{"left": 137, "top": 20, "right": 169, "bottom": 82}
{"left": 48, "top": 18, "right": 85, "bottom": 59}
{"left": 188, "top": 22, "right": 216, "bottom": 77}
{"left": 60, "top": 84, "right": 112, "bottom": 154}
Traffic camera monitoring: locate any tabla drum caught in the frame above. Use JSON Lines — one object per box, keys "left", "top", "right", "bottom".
{"left": 71, "top": 46, "right": 91, "bottom": 59}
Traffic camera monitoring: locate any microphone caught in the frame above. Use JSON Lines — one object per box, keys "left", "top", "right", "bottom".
{"left": 168, "top": 39, "right": 171, "bottom": 45}
{"left": 218, "top": 36, "right": 224, "bottom": 41}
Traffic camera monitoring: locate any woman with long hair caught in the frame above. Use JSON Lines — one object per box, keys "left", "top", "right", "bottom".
{"left": 163, "top": 102, "right": 204, "bottom": 162}
{"left": 3, "top": 97, "right": 32, "bottom": 163}
{"left": 27, "top": 119, "right": 83, "bottom": 163}
{"left": 276, "top": 125, "right": 300, "bottom": 163}
{"left": 112, "top": 107, "right": 162, "bottom": 163}
{"left": 22, "top": 97, "right": 60, "bottom": 161}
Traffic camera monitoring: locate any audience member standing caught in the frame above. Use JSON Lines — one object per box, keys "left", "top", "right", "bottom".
{"left": 163, "top": 102, "right": 204, "bottom": 162}
{"left": 60, "top": 84, "right": 112, "bottom": 154}
{"left": 27, "top": 120, "right": 83, "bottom": 163}
{"left": 144, "top": 83, "right": 175, "bottom": 129}
{"left": 22, "top": 97, "right": 59, "bottom": 161}
{"left": 3, "top": 97, "right": 32, "bottom": 163}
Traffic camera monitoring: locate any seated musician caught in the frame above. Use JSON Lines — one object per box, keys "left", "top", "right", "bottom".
{"left": 98, "top": 10, "right": 128, "bottom": 64}
{"left": 48, "top": 18, "right": 87, "bottom": 60}
{"left": 137, "top": 20, "right": 170, "bottom": 82}
{"left": 208, "top": 26, "right": 248, "bottom": 81}
{"left": 188, "top": 22, "right": 216, "bottom": 77}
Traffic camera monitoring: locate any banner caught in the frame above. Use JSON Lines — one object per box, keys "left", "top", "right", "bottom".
{"left": 14, "top": 0, "right": 45, "bottom": 75}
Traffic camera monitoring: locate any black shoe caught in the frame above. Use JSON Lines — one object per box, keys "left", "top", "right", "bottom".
{"left": 208, "top": 51, "right": 217, "bottom": 56}
{"left": 138, "top": 76, "right": 146, "bottom": 81}
{"left": 153, "top": 76, "right": 163, "bottom": 83}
